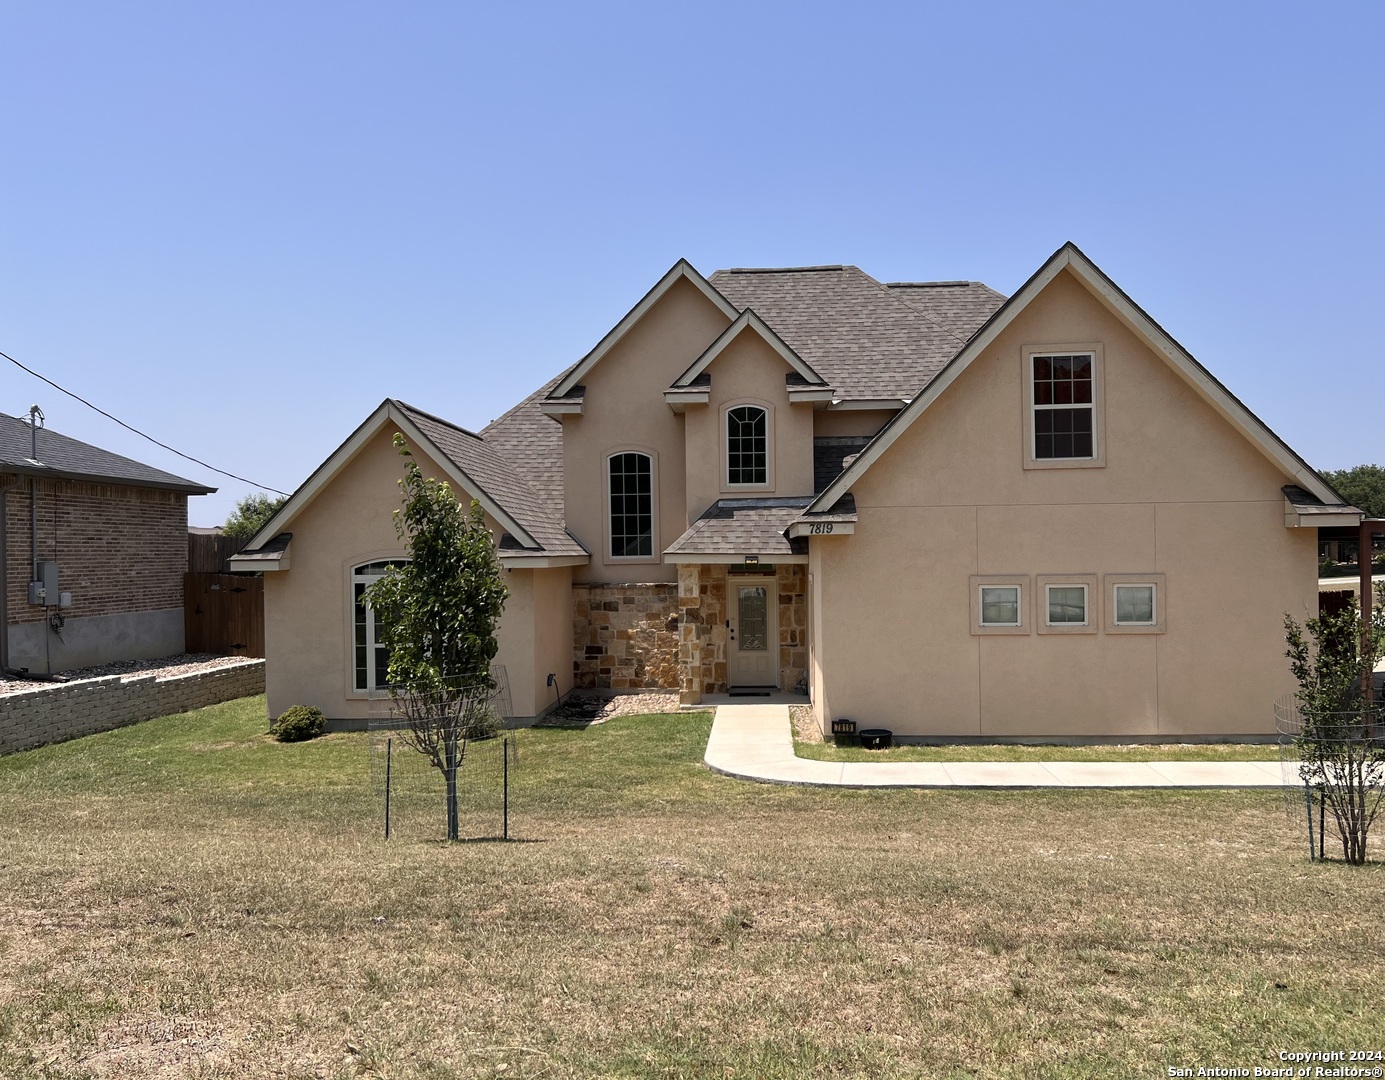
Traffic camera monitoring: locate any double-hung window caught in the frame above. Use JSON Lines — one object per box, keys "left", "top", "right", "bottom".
{"left": 353, "top": 560, "right": 407, "bottom": 692}
{"left": 1032, "top": 353, "right": 1095, "bottom": 459}
{"left": 609, "top": 451, "right": 653, "bottom": 559}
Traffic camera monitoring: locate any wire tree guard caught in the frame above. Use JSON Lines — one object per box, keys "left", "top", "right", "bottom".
{"left": 1276, "top": 693, "right": 1385, "bottom": 863}
{"left": 369, "top": 665, "right": 516, "bottom": 841}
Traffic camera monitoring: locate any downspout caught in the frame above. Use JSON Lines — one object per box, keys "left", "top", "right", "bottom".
{"left": 0, "top": 473, "right": 26, "bottom": 673}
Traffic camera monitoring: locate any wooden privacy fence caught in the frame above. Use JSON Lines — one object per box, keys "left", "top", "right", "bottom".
{"left": 185, "top": 573, "right": 265, "bottom": 657}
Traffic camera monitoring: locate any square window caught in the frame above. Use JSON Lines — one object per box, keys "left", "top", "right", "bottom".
{"left": 1046, "top": 584, "right": 1088, "bottom": 625}
{"left": 980, "top": 586, "right": 1021, "bottom": 627}
{"left": 1114, "top": 584, "right": 1156, "bottom": 625}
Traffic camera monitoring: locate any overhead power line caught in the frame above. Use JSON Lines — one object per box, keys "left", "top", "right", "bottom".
{"left": 0, "top": 348, "right": 291, "bottom": 496}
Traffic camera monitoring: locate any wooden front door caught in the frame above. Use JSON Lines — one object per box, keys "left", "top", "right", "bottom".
{"left": 727, "top": 577, "right": 778, "bottom": 687}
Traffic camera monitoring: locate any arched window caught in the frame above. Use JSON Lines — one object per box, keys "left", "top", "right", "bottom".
{"left": 726, "top": 405, "right": 768, "bottom": 486}
{"left": 352, "top": 560, "right": 407, "bottom": 691}
{"left": 608, "top": 452, "right": 653, "bottom": 558}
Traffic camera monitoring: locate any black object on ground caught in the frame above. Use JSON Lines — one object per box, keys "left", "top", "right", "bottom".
{"left": 858, "top": 728, "right": 893, "bottom": 750}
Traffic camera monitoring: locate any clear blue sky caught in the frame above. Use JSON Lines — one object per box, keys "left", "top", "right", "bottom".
{"left": 3, "top": 1, "right": 1381, "bottom": 526}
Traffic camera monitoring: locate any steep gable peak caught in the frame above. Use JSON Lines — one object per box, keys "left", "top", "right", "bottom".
{"left": 548, "top": 258, "right": 738, "bottom": 400}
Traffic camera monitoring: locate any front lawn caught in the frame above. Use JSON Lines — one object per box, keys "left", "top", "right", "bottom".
{"left": 0, "top": 696, "right": 1378, "bottom": 1079}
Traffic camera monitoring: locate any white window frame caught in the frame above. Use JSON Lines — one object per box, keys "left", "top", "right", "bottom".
{"left": 1036, "top": 574, "right": 1098, "bottom": 635}
{"left": 722, "top": 401, "right": 774, "bottom": 491}
{"left": 351, "top": 559, "right": 409, "bottom": 693}
{"left": 1022, "top": 344, "right": 1105, "bottom": 470}
{"left": 605, "top": 447, "right": 660, "bottom": 564}
{"left": 1105, "top": 573, "right": 1166, "bottom": 634}
{"left": 1113, "top": 583, "right": 1157, "bottom": 626}
{"left": 970, "top": 575, "right": 1028, "bottom": 636}
{"left": 1044, "top": 582, "right": 1089, "bottom": 627}
{"left": 980, "top": 585, "right": 1022, "bottom": 627}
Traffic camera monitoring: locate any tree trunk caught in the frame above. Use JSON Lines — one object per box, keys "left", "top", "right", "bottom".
{"left": 445, "top": 732, "right": 459, "bottom": 842}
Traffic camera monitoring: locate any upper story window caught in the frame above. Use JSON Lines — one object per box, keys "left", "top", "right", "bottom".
{"left": 353, "top": 560, "right": 408, "bottom": 692}
{"left": 609, "top": 451, "right": 653, "bottom": 558}
{"left": 727, "top": 405, "right": 768, "bottom": 486}
{"left": 1032, "top": 353, "right": 1094, "bottom": 459}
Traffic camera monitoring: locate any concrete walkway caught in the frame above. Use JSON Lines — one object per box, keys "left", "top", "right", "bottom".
{"left": 704, "top": 704, "right": 1288, "bottom": 789}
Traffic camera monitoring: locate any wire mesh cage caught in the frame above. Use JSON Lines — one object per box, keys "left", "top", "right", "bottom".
{"left": 368, "top": 665, "right": 519, "bottom": 841}
{"left": 1275, "top": 693, "right": 1385, "bottom": 862}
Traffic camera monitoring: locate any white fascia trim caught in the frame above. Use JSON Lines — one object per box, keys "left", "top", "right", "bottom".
{"left": 825, "top": 398, "right": 909, "bottom": 411}
{"left": 551, "top": 259, "right": 739, "bottom": 399}
{"left": 1285, "top": 508, "right": 1364, "bottom": 528}
{"left": 787, "top": 388, "right": 836, "bottom": 404}
{"left": 663, "top": 552, "right": 808, "bottom": 565}
{"left": 228, "top": 554, "right": 288, "bottom": 572}
{"left": 246, "top": 400, "right": 540, "bottom": 552}
{"left": 785, "top": 521, "right": 856, "bottom": 538}
{"left": 672, "top": 309, "right": 826, "bottom": 388}
{"left": 539, "top": 400, "right": 584, "bottom": 416}
{"left": 810, "top": 243, "right": 1346, "bottom": 513}
{"left": 498, "top": 554, "right": 591, "bottom": 568}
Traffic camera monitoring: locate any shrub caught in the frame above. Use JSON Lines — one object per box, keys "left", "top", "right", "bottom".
{"left": 271, "top": 705, "right": 326, "bottom": 743}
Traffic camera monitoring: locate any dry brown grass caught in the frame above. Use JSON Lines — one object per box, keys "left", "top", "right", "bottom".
{"left": 0, "top": 698, "right": 1381, "bottom": 1079}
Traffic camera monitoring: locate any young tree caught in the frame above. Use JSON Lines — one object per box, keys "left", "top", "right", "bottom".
{"left": 365, "top": 435, "right": 508, "bottom": 841}
{"left": 1283, "top": 586, "right": 1385, "bottom": 864}
{"left": 223, "top": 492, "right": 289, "bottom": 538}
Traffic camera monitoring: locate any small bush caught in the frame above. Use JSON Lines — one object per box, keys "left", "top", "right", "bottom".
{"left": 271, "top": 705, "right": 326, "bottom": 743}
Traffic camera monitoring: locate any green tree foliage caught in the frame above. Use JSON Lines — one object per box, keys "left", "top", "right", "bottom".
{"left": 223, "top": 492, "right": 289, "bottom": 539}
{"left": 364, "top": 434, "right": 508, "bottom": 840}
{"left": 1322, "top": 464, "right": 1385, "bottom": 520}
{"left": 1283, "top": 586, "right": 1385, "bottom": 864}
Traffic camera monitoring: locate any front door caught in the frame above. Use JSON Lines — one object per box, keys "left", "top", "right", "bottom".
{"left": 728, "top": 577, "right": 778, "bottom": 688}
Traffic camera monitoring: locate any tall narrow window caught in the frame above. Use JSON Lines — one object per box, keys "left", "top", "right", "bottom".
{"left": 353, "top": 560, "right": 407, "bottom": 692}
{"left": 727, "top": 405, "right": 768, "bottom": 485}
{"left": 609, "top": 452, "right": 653, "bottom": 558}
{"left": 1032, "top": 353, "right": 1094, "bottom": 459}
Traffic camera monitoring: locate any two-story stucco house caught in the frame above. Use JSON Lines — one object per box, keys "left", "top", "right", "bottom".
{"left": 235, "top": 243, "right": 1361, "bottom": 739}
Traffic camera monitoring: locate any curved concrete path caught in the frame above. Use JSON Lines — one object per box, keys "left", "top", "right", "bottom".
{"left": 704, "top": 704, "right": 1288, "bottom": 789}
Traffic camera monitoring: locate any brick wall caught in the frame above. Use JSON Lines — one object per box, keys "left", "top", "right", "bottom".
{"left": 4, "top": 477, "right": 188, "bottom": 624}
{"left": 572, "top": 583, "right": 680, "bottom": 690}
{"left": 0, "top": 660, "right": 265, "bottom": 756}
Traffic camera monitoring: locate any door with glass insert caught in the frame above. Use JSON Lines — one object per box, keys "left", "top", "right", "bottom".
{"left": 728, "top": 578, "right": 778, "bottom": 687}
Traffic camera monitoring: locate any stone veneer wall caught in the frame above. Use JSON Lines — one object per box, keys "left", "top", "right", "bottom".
{"left": 572, "top": 584, "right": 680, "bottom": 690}
{"left": 0, "top": 659, "right": 266, "bottom": 756}
{"left": 678, "top": 564, "right": 808, "bottom": 703}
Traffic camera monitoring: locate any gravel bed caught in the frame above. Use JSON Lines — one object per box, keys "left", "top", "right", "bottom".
{"left": 537, "top": 690, "right": 697, "bottom": 726}
{"left": 0, "top": 653, "right": 257, "bottom": 695}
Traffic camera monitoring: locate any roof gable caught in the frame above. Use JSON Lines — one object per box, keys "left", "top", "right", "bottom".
{"left": 671, "top": 309, "right": 827, "bottom": 389}
{"left": 244, "top": 400, "right": 587, "bottom": 559}
{"left": 550, "top": 259, "right": 739, "bottom": 400}
{"left": 810, "top": 242, "right": 1346, "bottom": 513}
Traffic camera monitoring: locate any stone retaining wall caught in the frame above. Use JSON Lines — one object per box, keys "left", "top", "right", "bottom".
{"left": 0, "top": 659, "right": 266, "bottom": 756}
{"left": 572, "top": 584, "right": 680, "bottom": 690}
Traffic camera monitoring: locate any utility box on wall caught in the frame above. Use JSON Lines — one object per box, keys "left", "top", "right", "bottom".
{"left": 28, "top": 561, "right": 60, "bottom": 606}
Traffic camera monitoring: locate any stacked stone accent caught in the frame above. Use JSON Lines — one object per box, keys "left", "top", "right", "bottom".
{"left": 677, "top": 563, "right": 809, "bottom": 703}
{"left": 0, "top": 659, "right": 266, "bottom": 756}
{"left": 571, "top": 584, "right": 680, "bottom": 690}
{"left": 776, "top": 564, "right": 808, "bottom": 688}
{"left": 678, "top": 564, "right": 728, "bottom": 702}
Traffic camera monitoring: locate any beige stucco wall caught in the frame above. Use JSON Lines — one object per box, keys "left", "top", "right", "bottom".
{"left": 264, "top": 425, "right": 561, "bottom": 722}
{"left": 563, "top": 276, "right": 732, "bottom": 584}
{"left": 811, "top": 268, "right": 1318, "bottom": 739}
{"left": 684, "top": 329, "right": 817, "bottom": 519}
{"left": 812, "top": 408, "right": 898, "bottom": 438}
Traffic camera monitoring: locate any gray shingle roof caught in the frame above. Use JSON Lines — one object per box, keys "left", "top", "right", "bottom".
{"left": 0, "top": 413, "right": 213, "bottom": 493}
{"left": 395, "top": 401, "right": 586, "bottom": 557}
{"left": 813, "top": 436, "right": 873, "bottom": 494}
{"left": 479, "top": 371, "right": 569, "bottom": 518}
{"left": 886, "top": 281, "right": 1008, "bottom": 340}
{"left": 709, "top": 266, "right": 1003, "bottom": 401}
{"left": 664, "top": 497, "right": 812, "bottom": 557}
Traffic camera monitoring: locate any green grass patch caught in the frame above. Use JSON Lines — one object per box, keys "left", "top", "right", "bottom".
{"left": 0, "top": 695, "right": 1377, "bottom": 1080}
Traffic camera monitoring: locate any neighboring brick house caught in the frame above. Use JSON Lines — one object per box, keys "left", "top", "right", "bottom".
{"left": 238, "top": 243, "right": 1361, "bottom": 739}
{"left": 0, "top": 412, "right": 214, "bottom": 673}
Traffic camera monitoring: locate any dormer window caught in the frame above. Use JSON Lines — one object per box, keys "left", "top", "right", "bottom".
{"left": 726, "top": 405, "right": 768, "bottom": 486}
